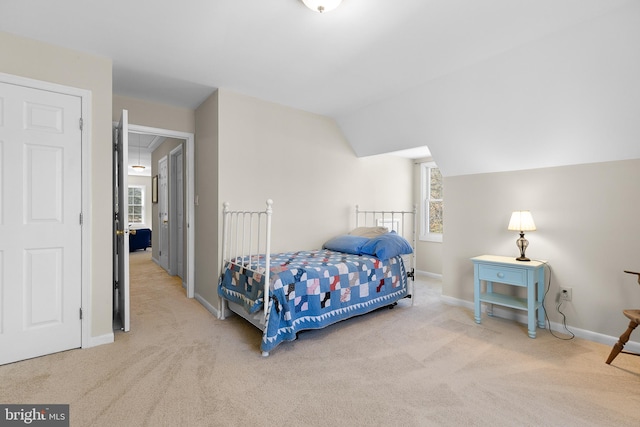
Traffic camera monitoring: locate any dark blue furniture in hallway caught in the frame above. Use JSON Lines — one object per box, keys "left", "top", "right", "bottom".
{"left": 129, "top": 228, "right": 151, "bottom": 252}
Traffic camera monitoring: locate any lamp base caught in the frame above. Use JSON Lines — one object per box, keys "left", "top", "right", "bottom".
{"left": 515, "top": 232, "right": 530, "bottom": 262}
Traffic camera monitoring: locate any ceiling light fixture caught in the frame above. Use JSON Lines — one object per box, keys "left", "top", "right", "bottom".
{"left": 302, "top": 0, "right": 342, "bottom": 13}
{"left": 132, "top": 133, "right": 145, "bottom": 172}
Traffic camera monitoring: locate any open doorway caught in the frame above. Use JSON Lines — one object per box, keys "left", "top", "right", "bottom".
{"left": 127, "top": 125, "right": 195, "bottom": 299}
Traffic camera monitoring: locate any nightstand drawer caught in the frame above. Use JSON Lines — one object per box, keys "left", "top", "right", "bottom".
{"left": 478, "top": 264, "right": 526, "bottom": 286}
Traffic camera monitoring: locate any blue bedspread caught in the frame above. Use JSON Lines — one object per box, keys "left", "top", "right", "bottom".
{"left": 218, "top": 249, "right": 409, "bottom": 353}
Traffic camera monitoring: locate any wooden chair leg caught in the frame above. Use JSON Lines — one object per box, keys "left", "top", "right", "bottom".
{"left": 606, "top": 320, "right": 639, "bottom": 364}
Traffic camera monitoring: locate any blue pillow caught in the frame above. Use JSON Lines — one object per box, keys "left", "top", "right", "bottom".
{"left": 323, "top": 235, "right": 370, "bottom": 255}
{"left": 360, "top": 231, "right": 413, "bottom": 260}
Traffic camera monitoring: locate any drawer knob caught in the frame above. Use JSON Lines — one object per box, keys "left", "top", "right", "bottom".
{"left": 497, "top": 272, "right": 504, "bottom": 278}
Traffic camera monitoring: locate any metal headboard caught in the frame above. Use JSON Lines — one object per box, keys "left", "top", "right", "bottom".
{"left": 355, "top": 205, "right": 418, "bottom": 289}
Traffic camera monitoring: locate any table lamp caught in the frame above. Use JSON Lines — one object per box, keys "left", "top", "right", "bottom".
{"left": 508, "top": 211, "right": 536, "bottom": 261}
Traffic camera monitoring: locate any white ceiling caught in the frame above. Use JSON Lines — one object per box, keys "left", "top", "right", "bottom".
{"left": 127, "top": 133, "right": 165, "bottom": 176}
{"left": 1, "top": 0, "right": 635, "bottom": 164}
{"left": 388, "top": 146, "right": 431, "bottom": 160}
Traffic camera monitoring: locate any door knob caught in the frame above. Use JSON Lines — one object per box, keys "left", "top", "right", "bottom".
{"left": 116, "top": 230, "right": 125, "bottom": 236}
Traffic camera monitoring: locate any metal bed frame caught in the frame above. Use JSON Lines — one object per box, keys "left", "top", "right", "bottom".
{"left": 355, "top": 204, "right": 417, "bottom": 303}
{"left": 219, "top": 199, "right": 273, "bottom": 325}
{"left": 219, "top": 199, "right": 417, "bottom": 340}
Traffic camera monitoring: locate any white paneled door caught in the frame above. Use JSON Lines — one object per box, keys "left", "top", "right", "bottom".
{"left": 113, "top": 111, "right": 130, "bottom": 332}
{"left": 0, "top": 81, "right": 83, "bottom": 365}
{"left": 158, "top": 156, "right": 169, "bottom": 271}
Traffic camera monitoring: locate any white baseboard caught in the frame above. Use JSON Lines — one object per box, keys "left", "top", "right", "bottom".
{"left": 416, "top": 269, "right": 442, "bottom": 280}
{"left": 440, "top": 295, "right": 640, "bottom": 354}
{"left": 195, "top": 293, "right": 222, "bottom": 319}
{"left": 83, "top": 332, "right": 114, "bottom": 349}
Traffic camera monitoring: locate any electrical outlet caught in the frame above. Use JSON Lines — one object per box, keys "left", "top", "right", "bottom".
{"left": 559, "top": 287, "right": 572, "bottom": 302}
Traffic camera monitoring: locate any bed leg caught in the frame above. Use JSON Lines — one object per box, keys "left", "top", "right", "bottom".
{"left": 261, "top": 351, "right": 270, "bottom": 357}
{"left": 408, "top": 268, "right": 415, "bottom": 306}
{"left": 220, "top": 298, "right": 227, "bottom": 320}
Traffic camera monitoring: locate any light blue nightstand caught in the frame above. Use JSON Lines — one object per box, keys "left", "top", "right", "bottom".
{"left": 472, "top": 255, "right": 546, "bottom": 338}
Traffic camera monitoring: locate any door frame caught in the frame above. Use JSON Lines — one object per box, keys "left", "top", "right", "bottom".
{"left": 157, "top": 155, "right": 169, "bottom": 271}
{"left": 128, "top": 124, "right": 195, "bottom": 299}
{"left": 169, "top": 144, "right": 184, "bottom": 280}
{"left": 0, "top": 72, "right": 94, "bottom": 349}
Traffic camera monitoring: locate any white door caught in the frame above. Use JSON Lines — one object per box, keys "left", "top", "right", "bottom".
{"left": 170, "top": 147, "right": 184, "bottom": 279}
{"left": 113, "top": 111, "right": 130, "bottom": 332}
{"left": 158, "top": 156, "right": 169, "bottom": 271}
{"left": 0, "top": 81, "right": 82, "bottom": 365}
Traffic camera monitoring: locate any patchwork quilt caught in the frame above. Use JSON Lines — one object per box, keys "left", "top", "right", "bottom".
{"left": 218, "top": 249, "right": 409, "bottom": 353}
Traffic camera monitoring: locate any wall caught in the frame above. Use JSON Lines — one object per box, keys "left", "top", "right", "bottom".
{"left": 151, "top": 138, "right": 185, "bottom": 264}
{"left": 113, "top": 95, "right": 195, "bottom": 134}
{"left": 417, "top": 239, "right": 443, "bottom": 276}
{"left": 0, "top": 31, "right": 113, "bottom": 340}
{"left": 442, "top": 159, "right": 640, "bottom": 343}
{"left": 412, "top": 159, "right": 443, "bottom": 276}
{"left": 218, "top": 89, "right": 414, "bottom": 250}
{"left": 194, "top": 89, "right": 414, "bottom": 313}
{"left": 334, "top": 2, "right": 640, "bottom": 346}
{"left": 194, "top": 91, "right": 219, "bottom": 307}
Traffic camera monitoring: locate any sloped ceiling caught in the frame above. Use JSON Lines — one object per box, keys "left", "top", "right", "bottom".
{"left": 2, "top": 0, "right": 638, "bottom": 175}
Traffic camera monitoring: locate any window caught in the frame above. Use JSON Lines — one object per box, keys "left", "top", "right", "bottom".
{"left": 128, "top": 186, "right": 145, "bottom": 224}
{"left": 377, "top": 218, "right": 399, "bottom": 233}
{"left": 420, "top": 162, "right": 443, "bottom": 242}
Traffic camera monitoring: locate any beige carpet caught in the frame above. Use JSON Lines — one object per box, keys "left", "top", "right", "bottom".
{"left": 1, "top": 250, "right": 639, "bottom": 426}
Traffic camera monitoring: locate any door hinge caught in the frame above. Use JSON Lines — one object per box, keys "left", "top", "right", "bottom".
{"left": 79, "top": 118, "right": 84, "bottom": 131}
{"left": 79, "top": 308, "right": 83, "bottom": 320}
{"left": 79, "top": 212, "right": 83, "bottom": 225}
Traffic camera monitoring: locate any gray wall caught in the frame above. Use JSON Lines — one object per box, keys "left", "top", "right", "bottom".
{"left": 194, "top": 91, "right": 220, "bottom": 308}
{"left": 194, "top": 89, "right": 414, "bottom": 315}
{"left": 151, "top": 138, "right": 185, "bottom": 265}
{"left": 442, "top": 159, "right": 640, "bottom": 342}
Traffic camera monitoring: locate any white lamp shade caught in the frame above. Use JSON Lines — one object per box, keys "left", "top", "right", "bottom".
{"left": 302, "top": 0, "right": 342, "bottom": 13}
{"left": 508, "top": 211, "right": 536, "bottom": 232}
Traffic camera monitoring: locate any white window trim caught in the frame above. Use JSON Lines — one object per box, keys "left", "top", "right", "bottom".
{"left": 128, "top": 185, "right": 145, "bottom": 224}
{"left": 420, "top": 162, "right": 443, "bottom": 243}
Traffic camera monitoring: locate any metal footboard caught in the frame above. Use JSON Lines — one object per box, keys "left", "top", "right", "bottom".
{"left": 220, "top": 199, "right": 273, "bottom": 322}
